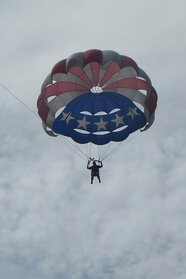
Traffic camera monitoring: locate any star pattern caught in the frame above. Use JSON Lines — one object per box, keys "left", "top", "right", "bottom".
{"left": 77, "top": 116, "right": 91, "bottom": 130}
{"left": 60, "top": 107, "right": 140, "bottom": 133}
{"left": 127, "top": 107, "right": 140, "bottom": 119}
{"left": 95, "top": 117, "right": 108, "bottom": 131}
{"left": 61, "top": 111, "right": 75, "bottom": 124}
{"left": 111, "top": 114, "right": 125, "bottom": 127}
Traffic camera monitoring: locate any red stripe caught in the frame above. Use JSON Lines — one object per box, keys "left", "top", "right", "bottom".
{"left": 51, "top": 59, "right": 67, "bottom": 76}
{"left": 83, "top": 49, "right": 102, "bottom": 65}
{"left": 104, "top": 77, "right": 149, "bottom": 91}
{"left": 145, "top": 87, "right": 158, "bottom": 116}
{"left": 37, "top": 94, "right": 49, "bottom": 122}
{"left": 100, "top": 61, "right": 121, "bottom": 86}
{"left": 69, "top": 66, "right": 93, "bottom": 87}
{"left": 90, "top": 62, "right": 101, "bottom": 85}
{"left": 44, "top": 82, "right": 88, "bottom": 97}
{"left": 121, "top": 56, "right": 138, "bottom": 72}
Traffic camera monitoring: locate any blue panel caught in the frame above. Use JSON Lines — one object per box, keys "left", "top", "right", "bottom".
{"left": 53, "top": 92, "right": 147, "bottom": 145}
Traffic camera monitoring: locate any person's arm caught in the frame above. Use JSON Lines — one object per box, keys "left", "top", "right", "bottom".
{"left": 98, "top": 161, "right": 103, "bottom": 168}
{"left": 87, "top": 161, "right": 91, "bottom": 169}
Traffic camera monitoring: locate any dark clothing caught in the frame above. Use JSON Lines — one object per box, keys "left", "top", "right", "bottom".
{"left": 87, "top": 161, "right": 103, "bottom": 184}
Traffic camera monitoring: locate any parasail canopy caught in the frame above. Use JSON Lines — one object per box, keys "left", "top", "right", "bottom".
{"left": 37, "top": 49, "right": 157, "bottom": 159}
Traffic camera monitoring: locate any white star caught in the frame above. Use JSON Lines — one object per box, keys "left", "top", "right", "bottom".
{"left": 61, "top": 111, "right": 69, "bottom": 121}
{"left": 77, "top": 116, "right": 91, "bottom": 130}
{"left": 60, "top": 111, "right": 74, "bottom": 124}
{"left": 127, "top": 107, "right": 140, "bottom": 119}
{"left": 111, "top": 114, "right": 125, "bottom": 127}
{"left": 95, "top": 117, "right": 108, "bottom": 131}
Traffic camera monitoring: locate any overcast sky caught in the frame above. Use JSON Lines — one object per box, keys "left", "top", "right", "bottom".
{"left": 0, "top": 0, "right": 186, "bottom": 278}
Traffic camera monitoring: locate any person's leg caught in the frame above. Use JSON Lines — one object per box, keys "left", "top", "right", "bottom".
{"left": 97, "top": 174, "right": 101, "bottom": 183}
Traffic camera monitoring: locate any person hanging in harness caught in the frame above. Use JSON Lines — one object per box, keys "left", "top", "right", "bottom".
{"left": 87, "top": 159, "right": 103, "bottom": 184}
